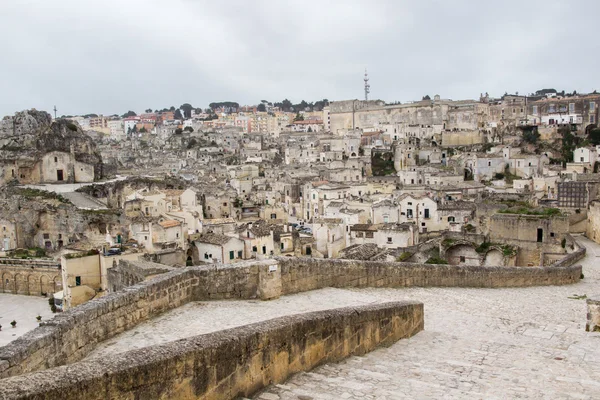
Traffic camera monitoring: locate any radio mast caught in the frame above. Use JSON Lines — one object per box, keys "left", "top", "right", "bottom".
{"left": 364, "top": 69, "right": 370, "bottom": 101}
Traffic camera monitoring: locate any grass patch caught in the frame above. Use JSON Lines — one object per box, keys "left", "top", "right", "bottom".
{"left": 15, "top": 188, "right": 72, "bottom": 204}
{"left": 396, "top": 252, "right": 412, "bottom": 262}
{"left": 64, "top": 249, "right": 99, "bottom": 259}
{"left": 498, "top": 207, "right": 561, "bottom": 217}
{"left": 425, "top": 257, "right": 448, "bottom": 265}
{"left": 567, "top": 294, "right": 587, "bottom": 300}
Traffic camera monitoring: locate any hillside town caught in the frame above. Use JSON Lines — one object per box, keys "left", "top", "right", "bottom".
{"left": 2, "top": 87, "right": 600, "bottom": 398}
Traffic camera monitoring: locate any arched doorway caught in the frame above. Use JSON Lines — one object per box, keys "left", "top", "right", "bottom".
{"left": 483, "top": 249, "right": 504, "bottom": 266}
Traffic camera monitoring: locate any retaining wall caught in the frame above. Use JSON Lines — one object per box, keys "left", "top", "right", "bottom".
{"left": 0, "top": 302, "right": 423, "bottom": 400}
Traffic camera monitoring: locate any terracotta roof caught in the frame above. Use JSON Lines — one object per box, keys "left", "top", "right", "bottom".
{"left": 158, "top": 220, "right": 181, "bottom": 228}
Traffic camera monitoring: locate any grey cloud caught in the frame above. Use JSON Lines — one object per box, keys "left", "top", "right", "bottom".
{"left": 0, "top": 0, "right": 598, "bottom": 117}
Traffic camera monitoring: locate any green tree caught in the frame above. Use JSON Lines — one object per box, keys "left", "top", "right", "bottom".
{"left": 293, "top": 112, "right": 304, "bottom": 122}
{"left": 121, "top": 110, "right": 136, "bottom": 118}
{"left": 589, "top": 128, "right": 600, "bottom": 145}
{"left": 145, "top": 108, "right": 152, "bottom": 113}
{"left": 174, "top": 109, "right": 183, "bottom": 120}
{"left": 422, "top": 95, "right": 431, "bottom": 100}
{"left": 522, "top": 128, "right": 540, "bottom": 144}
{"left": 184, "top": 126, "right": 194, "bottom": 132}
{"left": 139, "top": 127, "right": 147, "bottom": 133}
{"left": 180, "top": 103, "right": 193, "bottom": 119}
{"left": 257, "top": 103, "right": 266, "bottom": 112}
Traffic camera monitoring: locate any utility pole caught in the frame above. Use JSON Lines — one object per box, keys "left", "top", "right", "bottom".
{"left": 53, "top": 105, "right": 57, "bottom": 119}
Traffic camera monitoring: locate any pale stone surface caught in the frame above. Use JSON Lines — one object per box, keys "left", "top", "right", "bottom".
{"left": 256, "top": 236, "right": 600, "bottom": 399}
{"left": 0, "top": 294, "right": 54, "bottom": 346}
{"left": 84, "top": 236, "right": 600, "bottom": 398}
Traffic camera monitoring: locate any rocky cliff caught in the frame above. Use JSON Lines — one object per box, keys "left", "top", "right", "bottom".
{"left": 0, "top": 109, "right": 103, "bottom": 176}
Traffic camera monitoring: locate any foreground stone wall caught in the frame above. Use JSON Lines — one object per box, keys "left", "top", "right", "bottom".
{"left": 0, "top": 302, "right": 424, "bottom": 400}
{"left": 0, "top": 268, "right": 199, "bottom": 378}
{"left": 277, "top": 258, "right": 582, "bottom": 295}
{"left": 0, "top": 256, "right": 583, "bottom": 380}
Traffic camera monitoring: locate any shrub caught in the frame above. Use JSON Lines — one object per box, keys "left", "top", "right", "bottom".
{"left": 66, "top": 122, "right": 78, "bottom": 132}
{"left": 36, "top": 315, "right": 42, "bottom": 321}
{"left": 396, "top": 252, "right": 412, "bottom": 262}
{"left": 425, "top": 257, "right": 448, "bottom": 265}
{"left": 561, "top": 238, "right": 567, "bottom": 248}
{"left": 10, "top": 320, "right": 16, "bottom": 328}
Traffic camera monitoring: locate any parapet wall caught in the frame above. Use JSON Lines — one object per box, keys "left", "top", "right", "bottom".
{"left": 0, "top": 302, "right": 424, "bottom": 400}
{"left": 0, "top": 256, "right": 583, "bottom": 380}
{"left": 277, "top": 258, "right": 582, "bottom": 294}
{"left": 0, "top": 268, "right": 199, "bottom": 378}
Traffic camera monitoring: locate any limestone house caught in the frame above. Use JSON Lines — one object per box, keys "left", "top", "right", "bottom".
{"left": 489, "top": 212, "right": 569, "bottom": 266}
{"left": 312, "top": 218, "right": 347, "bottom": 258}
{"left": 507, "top": 153, "right": 548, "bottom": 178}
{"left": 260, "top": 204, "right": 288, "bottom": 224}
{"left": 128, "top": 218, "right": 185, "bottom": 254}
{"left": 0, "top": 219, "right": 17, "bottom": 251}
{"left": 238, "top": 220, "right": 275, "bottom": 258}
{"left": 437, "top": 201, "right": 476, "bottom": 231}
{"left": 60, "top": 251, "right": 141, "bottom": 310}
{"left": 107, "top": 259, "right": 175, "bottom": 293}
{"left": 203, "top": 189, "right": 237, "bottom": 219}
{"left": 349, "top": 223, "right": 417, "bottom": 249}
{"left": 372, "top": 199, "right": 399, "bottom": 224}
{"left": 567, "top": 146, "right": 600, "bottom": 173}
{"left": 193, "top": 233, "right": 245, "bottom": 264}
{"left": 462, "top": 152, "right": 506, "bottom": 181}
{"left": 201, "top": 217, "right": 237, "bottom": 235}
{"left": 397, "top": 194, "right": 441, "bottom": 233}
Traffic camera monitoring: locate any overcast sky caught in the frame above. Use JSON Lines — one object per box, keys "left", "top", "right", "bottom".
{"left": 1, "top": 0, "right": 599, "bottom": 117}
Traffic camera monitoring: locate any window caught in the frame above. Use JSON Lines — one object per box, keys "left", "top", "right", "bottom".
{"left": 252, "top": 246, "right": 257, "bottom": 252}
{"left": 569, "top": 103, "right": 575, "bottom": 113}
{"left": 549, "top": 104, "right": 556, "bottom": 113}
{"left": 223, "top": 202, "right": 227, "bottom": 206}
{"left": 54, "top": 157, "right": 58, "bottom": 163}
{"left": 591, "top": 115, "right": 596, "bottom": 124}
{"left": 424, "top": 209, "right": 430, "bottom": 219}
{"left": 238, "top": 250, "right": 243, "bottom": 258}
{"left": 550, "top": 232, "right": 555, "bottom": 238}
{"left": 365, "top": 232, "right": 374, "bottom": 238}
{"left": 459, "top": 256, "right": 465, "bottom": 263}
{"left": 262, "top": 245, "right": 266, "bottom": 254}
{"left": 387, "top": 237, "right": 392, "bottom": 243}
{"left": 270, "top": 213, "right": 277, "bottom": 219}
{"left": 229, "top": 250, "right": 235, "bottom": 260}
{"left": 532, "top": 105, "right": 538, "bottom": 115}
{"left": 280, "top": 243, "right": 284, "bottom": 250}
{"left": 75, "top": 276, "right": 81, "bottom": 286}
{"left": 407, "top": 209, "right": 413, "bottom": 219}
{"left": 312, "top": 194, "right": 316, "bottom": 200}
{"left": 448, "top": 216, "right": 455, "bottom": 222}
{"left": 488, "top": 161, "right": 491, "bottom": 166}
{"left": 591, "top": 101, "right": 596, "bottom": 112}
{"left": 43, "top": 233, "right": 50, "bottom": 239}
{"left": 356, "top": 232, "right": 364, "bottom": 238}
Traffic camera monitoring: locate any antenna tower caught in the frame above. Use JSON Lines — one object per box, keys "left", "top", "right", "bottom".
{"left": 53, "top": 105, "right": 57, "bottom": 119}
{"left": 364, "top": 69, "right": 370, "bottom": 101}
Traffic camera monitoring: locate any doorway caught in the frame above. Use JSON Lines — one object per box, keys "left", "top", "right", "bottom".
{"left": 537, "top": 228, "right": 543, "bottom": 242}
{"left": 57, "top": 170, "right": 64, "bottom": 181}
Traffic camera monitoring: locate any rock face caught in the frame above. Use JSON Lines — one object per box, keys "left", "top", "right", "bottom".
{"left": 0, "top": 109, "right": 104, "bottom": 183}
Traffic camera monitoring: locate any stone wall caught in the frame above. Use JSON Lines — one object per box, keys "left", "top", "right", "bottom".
{"left": 0, "top": 268, "right": 199, "bottom": 378}
{"left": 276, "top": 258, "right": 582, "bottom": 294}
{"left": 586, "top": 296, "right": 600, "bottom": 332}
{"left": 0, "top": 256, "right": 583, "bottom": 379}
{"left": 0, "top": 302, "right": 424, "bottom": 400}
{"left": 0, "top": 259, "right": 61, "bottom": 296}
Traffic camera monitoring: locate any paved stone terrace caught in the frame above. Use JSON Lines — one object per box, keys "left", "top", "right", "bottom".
{"left": 256, "top": 236, "right": 600, "bottom": 400}
{"left": 83, "top": 236, "right": 600, "bottom": 399}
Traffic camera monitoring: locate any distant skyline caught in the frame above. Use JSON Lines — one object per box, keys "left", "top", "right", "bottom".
{"left": 1, "top": 0, "right": 599, "bottom": 117}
